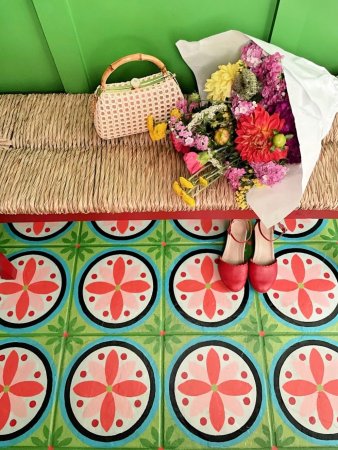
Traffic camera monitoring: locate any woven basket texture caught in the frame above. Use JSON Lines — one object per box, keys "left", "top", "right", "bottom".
{"left": 0, "top": 93, "right": 336, "bottom": 215}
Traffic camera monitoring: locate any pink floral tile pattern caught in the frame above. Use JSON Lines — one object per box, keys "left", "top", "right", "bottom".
{"left": 91, "top": 220, "right": 156, "bottom": 240}
{"left": 0, "top": 342, "right": 52, "bottom": 442}
{"left": 64, "top": 340, "right": 156, "bottom": 443}
{"left": 8, "top": 222, "right": 71, "bottom": 241}
{"left": 274, "top": 340, "right": 338, "bottom": 440}
{"left": 77, "top": 250, "right": 158, "bottom": 329}
{"left": 173, "top": 219, "right": 227, "bottom": 240}
{"left": 168, "top": 250, "right": 249, "bottom": 327}
{"left": 0, "top": 251, "right": 66, "bottom": 329}
{"left": 264, "top": 249, "right": 337, "bottom": 327}
{"left": 168, "top": 339, "right": 262, "bottom": 443}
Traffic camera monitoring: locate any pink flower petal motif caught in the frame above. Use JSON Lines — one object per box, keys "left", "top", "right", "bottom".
{"left": 0, "top": 393, "right": 10, "bottom": 431}
{"left": 201, "top": 256, "right": 214, "bottom": 284}
{"left": 23, "top": 258, "right": 36, "bottom": 285}
{"left": 116, "top": 221, "right": 129, "bottom": 234}
{"left": 309, "top": 349, "right": 324, "bottom": 385}
{"left": 69, "top": 344, "right": 153, "bottom": 436}
{"left": 317, "top": 391, "right": 333, "bottom": 429}
{"left": 33, "top": 222, "right": 45, "bottom": 236}
{"left": 175, "top": 346, "right": 257, "bottom": 435}
{"left": 203, "top": 290, "right": 216, "bottom": 319}
{"left": 298, "top": 289, "right": 313, "bottom": 319}
{"left": 113, "top": 257, "right": 125, "bottom": 285}
{"left": 3, "top": 350, "right": 19, "bottom": 385}
{"left": 200, "top": 220, "right": 213, "bottom": 234}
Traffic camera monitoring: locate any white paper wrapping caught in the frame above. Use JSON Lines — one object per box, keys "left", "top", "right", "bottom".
{"left": 176, "top": 30, "right": 338, "bottom": 227}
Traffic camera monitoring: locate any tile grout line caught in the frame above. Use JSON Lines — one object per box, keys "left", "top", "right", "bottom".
{"left": 256, "top": 294, "right": 277, "bottom": 448}
{"left": 47, "top": 221, "right": 82, "bottom": 446}
{"left": 159, "top": 219, "right": 167, "bottom": 448}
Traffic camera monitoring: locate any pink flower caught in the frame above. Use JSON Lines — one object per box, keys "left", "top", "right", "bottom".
{"left": 85, "top": 257, "right": 150, "bottom": 320}
{"left": 73, "top": 349, "right": 147, "bottom": 432}
{"left": 251, "top": 162, "right": 288, "bottom": 186}
{"left": 170, "top": 133, "right": 190, "bottom": 154}
{"left": 225, "top": 168, "right": 246, "bottom": 191}
{"left": 176, "top": 255, "right": 229, "bottom": 319}
{"left": 0, "top": 350, "right": 44, "bottom": 430}
{"left": 282, "top": 348, "right": 338, "bottom": 430}
{"left": 0, "top": 258, "right": 59, "bottom": 320}
{"left": 183, "top": 152, "right": 203, "bottom": 174}
{"left": 272, "top": 254, "right": 336, "bottom": 319}
{"left": 178, "top": 348, "right": 252, "bottom": 431}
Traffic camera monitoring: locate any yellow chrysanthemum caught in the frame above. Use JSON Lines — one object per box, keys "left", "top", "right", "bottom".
{"left": 204, "top": 61, "right": 242, "bottom": 101}
{"left": 199, "top": 177, "right": 209, "bottom": 187}
{"left": 173, "top": 181, "right": 183, "bottom": 196}
{"left": 170, "top": 108, "right": 182, "bottom": 119}
{"left": 147, "top": 114, "right": 167, "bottom": 141}
{"left": 179, "top": 177, "right": 194, "bottom": 189}
{"left": 182, "top": 192, "right": 196, "bottom": 207}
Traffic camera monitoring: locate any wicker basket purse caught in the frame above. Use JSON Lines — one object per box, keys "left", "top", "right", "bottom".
{"left": 94, "top": 53, "right": 183, "bottom": 139}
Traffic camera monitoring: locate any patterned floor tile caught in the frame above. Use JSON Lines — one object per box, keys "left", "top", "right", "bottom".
{"left": 164, "top": 244, "right": 256, "bottom": 334}
{"left": 164, "top": 334, "right": 271, "bottom": 449}
{"left": 265, "top": 335, "right": 338, "bottom": 448}
{"left": 0, "top": 221, "right": 80, "bottom": 247}
{"left": 53, "top": 335, "right": 161, "bottom": 448}
{"left": 0, "top": 336, "right": 62, "bottom": 448}
{"left": 1, "top": 218, "right": 337, "bottom": 449}
{"left": 68, "top": 246, "right": 163, "bottom": 334}
{"left": 0, "top": 247, "right": 75, "bottom": 336}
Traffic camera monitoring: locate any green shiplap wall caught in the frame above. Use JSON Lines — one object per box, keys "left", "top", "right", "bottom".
{"left": 0, "top": 0, "right": 337, "bottom": 94}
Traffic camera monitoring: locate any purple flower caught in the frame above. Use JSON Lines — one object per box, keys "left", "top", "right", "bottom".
{"left": 251, "top": 162, "right": 288, "bottom": 186}
{"left": 194, "top": 134, "right": 209, "bottom": 151}
{"left": 176, "top": 98, "right": 188, "bottom": 114}
{"left": 241, "top": 42, "right": 266, "bottom": 69}
{"left": 226, "top": 168, "right": 246, "bottom": 190}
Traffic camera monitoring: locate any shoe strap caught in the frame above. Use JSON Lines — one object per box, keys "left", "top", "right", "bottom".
{"left": 227, "top": 220, "right": 253, "bottom": 244}
{"left": 257, "top": 221, "right": 287, "bottom": 242}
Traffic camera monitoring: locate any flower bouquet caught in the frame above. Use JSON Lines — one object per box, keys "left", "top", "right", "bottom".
{"left": 162, "top": 41, "right": 301, "bottom": 209}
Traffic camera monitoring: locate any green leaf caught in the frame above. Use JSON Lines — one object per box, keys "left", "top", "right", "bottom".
{"left": 322, "top": 243, "right": 333, "bottom": 250}
{"left": 74, "top": 325, "right": 86, "bottom": 333}
{"left": 267, "top": 323, "right": 278, "bottom": 331}
{"left": 71, "top": 230, "right": 77, "bottom": 240}
{"left": 261, "top": 314, "right": 268, "bottom": 326}
{"left": 153, "top": 342, "right": 160, "bottom": 354}
{"left": 280, "top": 436, "right": 295, "bottom": 446}
{"left": 165, "top": 342, "right": 173, "bottom": 353}
{"left": 328, "top": 228, "right": 335, "bottom": 236}
{"left": 165, "top": 425, "right": 174, "bottom": 443}
{"left": 31, "top": 436, "right": 45, "bottom": 446}
{"left": 46, "top": 337, "right": 59, "bottom": 345}
{"left": 147, "top": 237, "right": 158, "bottom": 243}
{"left": 147, "top": 247, "right": 158, "bottom": 253}
{"left": 269, "top": 336, "right": 282, "bottom": 343}
{"left": 169, "top": 336, "right": 181, "bottom": 344}
{"left": 170, "top": 246, "right": 181, "bottom": 252}
{"left": 62, "top": 238, "right": 72, "bottom": 244}
{"left": 166, "top": 230, "right": 173, "bottom": 239}
{"left": 169, "top": 237, "right": 181, "bottom": 243}
{"left": 81, "top": 231, "right": 88, "bottom": 239}
{"left": 144, "top": 324, "right": 156, "bottom": 332}
{"left": 53, "top": 426, "right": 63, "bottom": 443}
{"left": 48, "top": 324, "right": 60, "bottom": 332}
{"left": 78, "top": 251, "right": 85, "bottom": 261}
{"left": 262, "top": 424, "right": 270, "bottom": 437}
{"left": 43, "top": 425, "right": 49, "bottom": 440}
{"left": 254, "top": 437, "right": 268, "bottom": 447}
{"left": 66, "top": 342, "right": 74, "bottom": 354}
{"left": 58, "top": 316, "right": 65, "bottom": 327}
{"left": 165, "top": 315, "right": 172, "bottom": 327}
{"left": 58, "top": 437, "right": 72, "bottom": 447}
{"left": 320, "top": 235, "right": 332, "bottom": 240}
{"left": 140, "top": 438, "right": 153, "bottom": 448}
{"left": 165, "top": 248, "right": 172, "bottom": 259}
{"left": 60, "top": 247, "right": 71, "bottom": 254}
{"left": 265, "top": 341, "right": 273, "bottom": 353}
{"left": 333, "top": 247, "right": 338, "bottom": 258}
{"left": 170, "top": 438, "right": 184, "bottom": 448}
{"left": 66, "top": 250, "right": 76, "bottom": 260}
{"left": 154, "top": 315, "right": 161, "bottom": 326}
{"left": 243, "top": 336, "right": 252, "bottom": 343}
{"left": 156, "top": 230, "right": 162, "bottom": 239}
{"left": 155, "top": 251, "right": 162, "bottom": 260}
{"left": 151, "top": 426, "right": 159, "bottom": 442}
{"left": 69, "top": 317, "right": 77, "bottom": 327}
{"left": 240, "top": 324, "right": 254, "bottom": 332}
{"left": 253, "top": 340, "right": 260, "bottom": 353}
{"left": 84, "top": 238, "right": 96, "bottom": 244}
{"left": 83, "top": 247, "right": 94, "bottom": 254}
{"left": 249, "top": 315, "right": 257, "bottom": 324}
{"left": 169, "top": 324, "right": 182, "bottom": 331}
{"left": 71, "top": 337, "right": 83, "bottom": 345}
{"left": 143, "top": 337, "right": 155, "bottom": 344}
{"left": 54, "top": 342, "right": 61, "bottom": 355}
{"left": 275, "top": 424, "right": 283, "bottom": 440}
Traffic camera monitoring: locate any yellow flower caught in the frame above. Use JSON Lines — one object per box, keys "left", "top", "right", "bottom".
{"left": 214, "top": 128, "right": 230, "bottom": 145}
{"left": 147, "top": 115, "right": 167, "bottom": 141}
{"left": 173, "top": 181, "right": 183, "bottom": 196}
{"left": 199, "top": 177, "right": 209, "bottom": 187}
{"left": 182, "top": 192, "right": 196, "bottom": 207}
{"left": 179, "top": 177, "right": 194, "bottom": 189}
{"left": 204, "top": 61, "right": 242, "bottom": 101}
{"left": 170, "top": 108, "right": 182, "bottom": 119}
{"left": 253, "top": 178, "right": 263, "bottom": 187}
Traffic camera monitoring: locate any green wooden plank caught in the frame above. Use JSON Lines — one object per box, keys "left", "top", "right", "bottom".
{"left": 0, "top": 0, "right": 63, "bottom": 93}
{"left": 270, "top": 0, "right": 338, "bottom": 74}
{"left": 32, "top": 0, "right": 91, "bottom": 92}
{"left": 38, "top": 0, "right": 277, "bottom": 93}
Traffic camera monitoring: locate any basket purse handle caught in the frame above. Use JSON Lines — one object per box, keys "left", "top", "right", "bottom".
{"left": 100, "top": 53, "right": 168, "bottom": 89}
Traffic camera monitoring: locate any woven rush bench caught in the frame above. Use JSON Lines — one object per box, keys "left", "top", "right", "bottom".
{"left": 0, "top": 93, "right": 337, "bottom": 222}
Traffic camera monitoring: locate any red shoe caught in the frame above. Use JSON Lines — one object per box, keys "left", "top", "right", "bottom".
{"left": 218, "top": 220, "right": 252, "bottom": 292}
{"left": 248, "top": 221, "right": 286, "bottom": 293}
